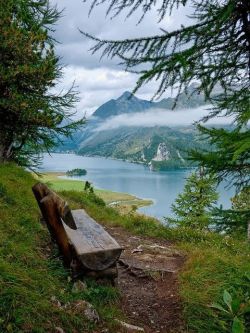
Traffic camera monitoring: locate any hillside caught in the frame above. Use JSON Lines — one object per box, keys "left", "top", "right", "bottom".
{"left": 59, "top": 85, "right": 215, "bottom": 169}
{"left": 78, "top": 126, "right": 208, "bottom": 170}
{"left": 1, "top": 164, "right": 249, "bottom": 332}
{"left": 0, "top": 164, "right": 123, "bottom": 332}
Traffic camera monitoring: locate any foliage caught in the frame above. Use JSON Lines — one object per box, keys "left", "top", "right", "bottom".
{"left": 210, "top": 288, "right": 250, "bottom": 333}
{"left": 191, "top": 126, "right": 250, "bottom": 189}
{"left": 66, "top": 168, "right": 87, "bottom": 176}
{"left": 232, "top": 187, "right": 250, "bottom": 211}
{"left": 166, "top": 169, "right": 218, "bottom": 229}
{"left": 0, "top": 0, "right": 84, "bottom": 168}
{"left": 212, "top": 207, "right": 250, "bottom": 235}
{"left": 179, "top": 240, "right": 250, "bottom": 333}
{"left": 84, "top": 181, "right": 94, "bottom": 193}
{"left": 83, "top": 0, "right": 250, "bottom": 188}
{"left": 84, "top": 181, "right": 106, "bottom": 206}
{"left": 211, "top": 187, "right": 250, "bottom": 234}
{"left": 150, "top": 159, "right": 191, "bottom": 170}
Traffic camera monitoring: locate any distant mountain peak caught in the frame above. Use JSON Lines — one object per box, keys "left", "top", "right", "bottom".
{"left": 93, "top": 90, "right": 153, "bottom": 119}
{"left": 92, "top": 85, "right": 209, "bottom": 120}
{"left": 118, "top": 91, "right": 134, "bottom": 99}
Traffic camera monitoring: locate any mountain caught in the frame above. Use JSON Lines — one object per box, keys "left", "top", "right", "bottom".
{"left": 93, "top": 91, "right": 154, "bottom": 119}
{"left": 78, "top": 126, "right": 208, "bottom": 170}
{"left": 92, "top": 84, "right": 208, "bottom": 120}
{"left": 58, "top": 85, "right": 216, "bottom": 170}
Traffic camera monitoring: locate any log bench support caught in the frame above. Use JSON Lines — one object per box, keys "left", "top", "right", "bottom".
{"left": 32, "top": 183, "right": 123, "bottom": 281}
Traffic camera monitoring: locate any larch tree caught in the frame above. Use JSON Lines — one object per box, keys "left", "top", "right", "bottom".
{"left": 0, "top": 0, "right": 84, "bottom": 168}
{"left": 83, "top": 0, "right": 250, "bottom": 189}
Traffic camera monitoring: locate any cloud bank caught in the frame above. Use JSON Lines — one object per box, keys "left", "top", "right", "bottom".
{"left": 95, "top": 106, "right": 234, "bottom": 131}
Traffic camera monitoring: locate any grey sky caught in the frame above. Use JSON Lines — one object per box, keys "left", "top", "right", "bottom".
{"left": 50, "top": 0, "right": 192, "bottom": 117}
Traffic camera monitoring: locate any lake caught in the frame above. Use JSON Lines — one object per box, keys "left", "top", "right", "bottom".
{"left": 40, "top": 153, "right": 235, "bottom": 221}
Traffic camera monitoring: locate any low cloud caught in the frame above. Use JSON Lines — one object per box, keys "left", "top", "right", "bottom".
{"left": 95, "top": 106, "right": 234, "bottom": 131}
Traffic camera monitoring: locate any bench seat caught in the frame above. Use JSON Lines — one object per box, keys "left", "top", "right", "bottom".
{"left": 63, "top": 209, "right": 122, "bottom": 271}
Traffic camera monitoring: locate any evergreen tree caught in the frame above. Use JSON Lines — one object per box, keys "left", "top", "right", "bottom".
{"left": 191, "top": 126, "right": 250, "bottom": 190}
{"left": 231, "top": 186, "right": 250, "bottom": 239}
{"left": 84, "top": 0, "right": 250, "bottom": 188}
{"left": 0, "top": 0, "right": 84, "bottom": 167}
{"left": 212, "top": 187, "right": 250, "bottom": 238}
{"left": 167, "top": 169, "right": 218, "bottom": 230}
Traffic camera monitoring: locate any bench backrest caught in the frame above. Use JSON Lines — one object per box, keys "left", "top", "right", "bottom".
{"left": 32, "top": 182, "right": 76, "bottom": 264}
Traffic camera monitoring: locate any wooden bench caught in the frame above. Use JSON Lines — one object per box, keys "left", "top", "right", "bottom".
{"left": 32, "top": 183, "right": 123, "bottom": 280}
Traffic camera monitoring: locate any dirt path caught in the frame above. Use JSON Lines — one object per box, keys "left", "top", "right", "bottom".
{"left": 106, "top": 226, "right": 185, "bottom": 333}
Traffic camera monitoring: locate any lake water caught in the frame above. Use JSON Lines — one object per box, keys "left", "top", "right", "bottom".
{"left": 40, "top": 153, "right": 235, "bottom": 221}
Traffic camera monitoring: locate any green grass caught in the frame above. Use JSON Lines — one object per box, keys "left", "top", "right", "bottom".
{"left": 1, "top": 163, "right": 250, "bottom": 332}
{"left": 0, "top": 164, "right": 122, "bottom": 333}
{"left": 179, "top": 239, "right": 250, "bottom": 332}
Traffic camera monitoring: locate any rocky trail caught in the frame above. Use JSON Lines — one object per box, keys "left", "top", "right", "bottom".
{"left": 106, "top": 226, "right": 186, "bottom": 333}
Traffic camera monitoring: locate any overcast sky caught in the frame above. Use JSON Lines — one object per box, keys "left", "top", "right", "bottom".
{"left": 50, "top": 0, "right": 192, "bottom": 117}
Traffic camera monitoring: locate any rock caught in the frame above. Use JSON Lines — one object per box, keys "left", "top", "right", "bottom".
{"left": 51, "top": 296, "right": 61, "bottom": 307}
{"left": 71, "top": 300, "right": 100, "bottom": 323}
{"left": 72, "top": 280, "right": 87, "bottom": 293}
{"left": 131, "top": 246, "right": 143, "bottom": 254}
{"left": 115, "top": 319, "right": 144, "bottom": 332}
{"left": 152, "top": 143, "right": 170, "bottom": 162}
{"left": 84, "top": 304, "right": 100, "bottom": 323}
{"left": 55, "top": 327, "right": 65, "bottom": 333}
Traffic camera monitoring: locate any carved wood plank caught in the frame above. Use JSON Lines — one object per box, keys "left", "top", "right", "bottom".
{"left": 63, "top": 209, "right": 122, "bottom": 270}
{"left": 72, "top": 209, "right": 121, "bottom": 251}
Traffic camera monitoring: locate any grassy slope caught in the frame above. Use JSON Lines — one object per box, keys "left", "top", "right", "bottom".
{"left": 0, "top": 164, "right": 121, "bottom": 333}
{"left": 1, "top": 164, "right": 250, "bottom": 332}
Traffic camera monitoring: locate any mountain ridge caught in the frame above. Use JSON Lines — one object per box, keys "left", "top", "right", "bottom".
{"left": 59, "top": 85, "right": 216, "bottom": 170}
{"left": 92, "top": 83, "right": 208, "bottom": 120}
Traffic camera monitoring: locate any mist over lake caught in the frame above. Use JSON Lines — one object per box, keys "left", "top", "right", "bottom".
{"left": 40, "top": 153, "right": 235, "bottom": 221}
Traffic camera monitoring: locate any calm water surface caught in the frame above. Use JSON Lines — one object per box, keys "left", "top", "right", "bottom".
{"left": 40, "top": 153, "right": 235, "bottom": 220}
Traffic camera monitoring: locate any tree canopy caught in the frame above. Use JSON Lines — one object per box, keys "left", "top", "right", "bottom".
{"left": 0, "top": 0, "right": 84, "bottom": 167}
{"left": 84, "top": 0, "right": 250, "bottom": 189}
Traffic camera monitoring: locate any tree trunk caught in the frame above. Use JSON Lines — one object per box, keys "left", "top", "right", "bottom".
{"left": 0, "top": 141, "right": 14, "bottom": 162}
{"left": 248, "top": 220, "right": 250, "bottom": 241}
{"left": 0, "top": 144, "right": 5, "bottom": 162}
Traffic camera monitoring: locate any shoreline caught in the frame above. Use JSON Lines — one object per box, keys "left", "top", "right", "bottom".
{"left": 53, "top": 151, "right": 194, "bottom": 172}
{"left": 36, "top": 171, "right": 153, "bottom": 213}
